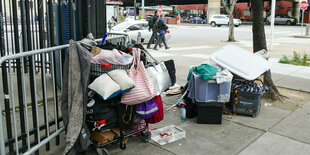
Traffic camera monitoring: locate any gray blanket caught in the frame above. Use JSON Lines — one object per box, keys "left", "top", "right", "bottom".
{"left": 62, "top": 40, "right": 91, "bottom": 154}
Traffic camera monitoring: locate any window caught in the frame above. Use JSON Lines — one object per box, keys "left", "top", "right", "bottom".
{"left": 243, "top": 10, "right": 251, "bottom": 16}
{"left": 112, "top": 22, "right": 131, "bottom": 31}
{"left": 141, "top": 23, "right": 149, "bottom": 30}
{"left": 128, "top": 24, "right": 141, "bottom": 31}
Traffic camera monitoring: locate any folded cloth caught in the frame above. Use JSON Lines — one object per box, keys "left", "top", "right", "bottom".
{"left": 187, "top": 64, "right": 218, "bottom": 81}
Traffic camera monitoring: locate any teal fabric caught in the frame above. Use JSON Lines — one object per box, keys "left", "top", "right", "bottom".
{"left": 187, "top": 64, "right": 218, "bottom": 81}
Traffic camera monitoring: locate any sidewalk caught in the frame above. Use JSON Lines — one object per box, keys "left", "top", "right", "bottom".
{"left": 44, "top": 45, "right": 310, "bottom": 155}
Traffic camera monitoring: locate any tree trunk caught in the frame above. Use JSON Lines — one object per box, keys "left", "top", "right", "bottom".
{"left": 228, "top": 12, "right": 235, "bottom": 41}
{"left": 251, "top": 0, "right": 283, "bottom": 101}
{"left": 251, "top": 0, "right": 267, "bottom": 51}
{"left": 222, "top": 0, "right": 237, "bottom": 42}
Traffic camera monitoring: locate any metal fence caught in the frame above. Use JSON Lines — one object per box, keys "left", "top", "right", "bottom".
{"left": 0, "top": 33, "right": 131, "bottom": 155}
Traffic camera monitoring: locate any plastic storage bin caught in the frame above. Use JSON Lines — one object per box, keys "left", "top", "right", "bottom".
{"left": 197, "top": 102, "right": 224, "bottom": 124}
{"left": 151, "top": 125, "right": 186, "bottom": 145}
{"left": 230, "top": 90, "right": 264, "bottom": 117}
{"left": 193, "top": 72, "right": 232, "bottom": 102}
{"left": 210, "top": 44, "right": 272, "bottom": 80}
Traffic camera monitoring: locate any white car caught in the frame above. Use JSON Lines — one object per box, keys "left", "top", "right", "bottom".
{"left": 110, "top": 20, "right": 171, "bottom": 43}
{"left": 209, "top": 14, "right": 242, "bottom": 27}
{"left": 124, "top": 16, "right": 138, "bottom": 21}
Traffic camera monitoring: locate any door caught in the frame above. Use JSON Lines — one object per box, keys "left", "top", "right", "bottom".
{"left": 274, "top": 15, "right": 282, "bottom": 24}
{"left": 223, "top": 16, "right": 230, "bottom": 25}
{"left": 127, "top": 24, "right": 142, "bottom": 41}
{"left": 141, "top": 23, "right": 151, "bottom": 42}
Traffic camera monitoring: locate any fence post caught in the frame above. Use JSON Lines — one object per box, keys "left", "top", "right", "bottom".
{"left": 0, "top": 2, "right": 7, "bottom": 154}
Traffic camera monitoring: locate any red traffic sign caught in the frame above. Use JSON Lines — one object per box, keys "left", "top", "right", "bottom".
{"left": 300, "top": 0, "right": 308, "bottom": 10}
{"left": 158, "top": 5, "right": 163, "bottom": 15}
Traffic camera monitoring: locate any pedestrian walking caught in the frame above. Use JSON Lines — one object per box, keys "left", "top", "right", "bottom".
{"left": 108, "top": 16, "right": 117, "bottom": 31}
{"left": 147, "top": 11, "right": 159, "bottom": 49}
{"left": 153, "top": 14, "right": 170, "bottom": 50}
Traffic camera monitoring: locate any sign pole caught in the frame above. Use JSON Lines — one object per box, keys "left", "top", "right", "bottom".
{"left": 270, "top": 0, "right": 276, "bottom": 50}
{"left": 299, "top": 0, "right": 308, "bottom": 35}
{"left": 301, "top": 10, "right": 304, "bottom": 35}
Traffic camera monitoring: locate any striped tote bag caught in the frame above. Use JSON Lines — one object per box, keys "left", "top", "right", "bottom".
{"left": 121, "top": 48, "right": 157, "bottom": 105}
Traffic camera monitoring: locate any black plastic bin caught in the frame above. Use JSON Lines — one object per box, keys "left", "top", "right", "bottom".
{"left": 196, "top": 102, "right": 224, "bottom": 124}
{"left": 230, "top": 89, "right": 264, "bottom": 117}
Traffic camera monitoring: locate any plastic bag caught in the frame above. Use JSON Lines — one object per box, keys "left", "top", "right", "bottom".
{"left": 91, "top": 49, "right": 133, "bottom": 65}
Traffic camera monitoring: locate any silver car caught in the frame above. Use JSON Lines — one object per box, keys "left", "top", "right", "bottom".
{"left": 266, "top": 14, "right": 297, "bottom": 25}
{"left": 110, "top": 20, "right": 171, "bottom": 43}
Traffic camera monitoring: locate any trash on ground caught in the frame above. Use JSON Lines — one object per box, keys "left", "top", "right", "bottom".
{"left": 151, "top": 125, "right": 186, "bottom": 145}
{"left": 264, "top": 103, "right": 272, "bottom": 107}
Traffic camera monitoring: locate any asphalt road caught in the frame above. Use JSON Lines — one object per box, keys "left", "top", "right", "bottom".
{"left": 169, "top": 24, "right": 309, "bottom": 46}
{"left": 146, "top": 24, "right": 310, "bottom": 86}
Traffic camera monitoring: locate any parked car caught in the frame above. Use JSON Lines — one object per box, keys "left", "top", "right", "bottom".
{"left": 209, "top": 14, "right": 242, "bottom": 27}
{"left": 190, "top": 17, "right": 207, "bottom": 24}
{"left": 266, "top": 14, "right": 297, "bottom": 25}
{"left": 110, "top": 20, "right": 171, "bottom": 43}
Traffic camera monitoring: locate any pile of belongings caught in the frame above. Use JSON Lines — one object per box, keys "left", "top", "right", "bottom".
{"left": 180, "top": 44, "right": 273, "bottom": 120}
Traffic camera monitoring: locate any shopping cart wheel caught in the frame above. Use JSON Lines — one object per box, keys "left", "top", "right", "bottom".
{"left": 96, "top": 148, "right": 110, "bottom": 155}
{"left": 141, "top": 130, "right": 151, "bottom": 143}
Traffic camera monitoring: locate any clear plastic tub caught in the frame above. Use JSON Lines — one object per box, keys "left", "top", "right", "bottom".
{"left": 151, "top": 125, "right": 186, "bottom": 145}
{"left": 193, "top": 72, "right": 232, "bottom": 103}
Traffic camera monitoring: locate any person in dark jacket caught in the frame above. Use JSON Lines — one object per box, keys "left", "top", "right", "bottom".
{"left": 153, "top": 14, "right": 170, "bottom": 50}
{"left": 147, "top": 11, "right": 159, "bottom": 49}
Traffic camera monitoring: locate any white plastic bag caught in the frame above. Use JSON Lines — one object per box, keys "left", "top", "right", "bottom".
{"left": 91, "top": 49, "right": 133, "bottom": 65}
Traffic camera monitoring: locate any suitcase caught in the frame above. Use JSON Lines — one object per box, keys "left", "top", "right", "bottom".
{"left": 230, "top": 89, "right": 263, "bottom": 117}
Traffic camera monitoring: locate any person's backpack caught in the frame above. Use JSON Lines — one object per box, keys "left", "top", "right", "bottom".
{"left": 152, "top": 20, "right": 159, "bottom": 32}
{"left": 157, "top": 19, "right": 168, "bottom": 31}
{"left": 148, "top": 19, "right": 153, "bottom": 28}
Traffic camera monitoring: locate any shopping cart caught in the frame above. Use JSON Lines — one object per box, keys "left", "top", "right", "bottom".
{"left": 88, "top": 37, "right": 151, "bottom": 155}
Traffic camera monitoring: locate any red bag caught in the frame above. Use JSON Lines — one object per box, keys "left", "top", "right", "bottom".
{"left": 146, "top": 95, "right": 164, "bottom": 124}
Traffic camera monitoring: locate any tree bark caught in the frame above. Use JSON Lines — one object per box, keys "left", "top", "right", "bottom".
{"left": 251, "top": 0, "right": 267, "bottom": 52}
{"left": 222, "top": 0, "right": 237, "bottom": 42}
{"left": 251, "top": 0, "right": 283, "bottom": 101}
{"left": 228, "top": 12, "right": 235, "bottom": 41}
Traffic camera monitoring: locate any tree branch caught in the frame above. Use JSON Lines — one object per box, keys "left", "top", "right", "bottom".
{"left": 221, "top": 0, "right": 231, "bottom": 14}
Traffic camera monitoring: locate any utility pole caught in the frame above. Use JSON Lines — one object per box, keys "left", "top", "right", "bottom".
{"left": 142, "top": 0, "right": 145, "bottom": 19}
{"left": 134, "top": 0, "right": 136, "bottom": 20}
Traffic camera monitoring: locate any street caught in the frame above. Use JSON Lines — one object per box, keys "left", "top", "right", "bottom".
{"left": 169, "top": 24, "right": 310, "bottom": 46}
{"left": 144, "top": 24, "right": 310, "bottom": 86}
